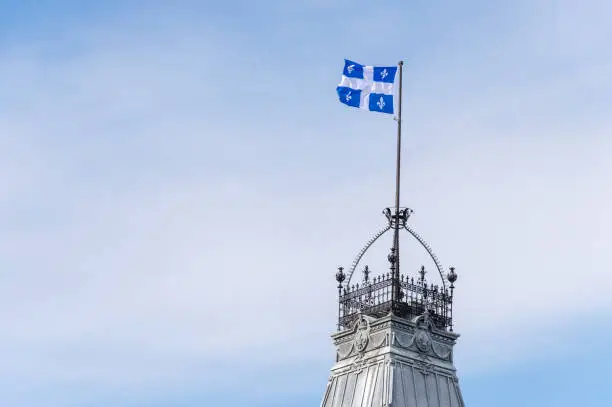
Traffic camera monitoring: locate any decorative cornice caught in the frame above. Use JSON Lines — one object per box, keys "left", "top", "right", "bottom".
{"left": 334, "top": 313, "right": 457, "bottom": 363}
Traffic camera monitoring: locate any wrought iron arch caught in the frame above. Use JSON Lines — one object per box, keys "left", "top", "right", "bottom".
{"left": 403, "top": 225, "right": 446, "bottom": 291}
{"left": 345, "top": 224, "right": 447, "bottom": 290}
{"left": 346, "top": 225, "right": 391, "bottom": 285}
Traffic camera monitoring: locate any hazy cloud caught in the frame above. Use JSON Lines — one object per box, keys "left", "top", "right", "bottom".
{"left": 1, "top": 1, "right": 612, "bottom": 405}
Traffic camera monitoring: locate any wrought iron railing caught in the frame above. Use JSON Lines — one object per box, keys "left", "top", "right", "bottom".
{"left": 337, "top": 271, "right": 454, "bottom": 331}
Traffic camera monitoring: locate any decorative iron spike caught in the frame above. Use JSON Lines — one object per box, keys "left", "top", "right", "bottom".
{"left": 404, "top": 223, "right": 448, "bottom": 291}
{"left": 363, "top": 265, "right": 370, "bottom": 283}
{"left": 419, "top": 265, "right": 427, "bottom": 283}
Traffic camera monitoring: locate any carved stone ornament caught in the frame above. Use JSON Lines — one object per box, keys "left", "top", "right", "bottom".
{"left": 432, "top": 341, "right": 452, "bottom": 360}
{"left": 351, "top": 352, "right": 368, "bottom": 371}
{"left": 415, "top": 330, "right": 431, "bottom": 353}
{"left": 415, "top": 359, "right": 434, "bottom": 375}
{"left": 353, "top": 315, "right": 371, "bottom": 353}
{"left": 413, "top": 310, "right": 433, "bottom": 353}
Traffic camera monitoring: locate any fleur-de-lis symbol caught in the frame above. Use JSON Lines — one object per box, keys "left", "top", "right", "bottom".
{"left": 345, "top": 91, "right": 352, "bottom": 102}
{"left": 377, "top": 96, "right": 385, "bottom": 110}
{"left": 381, "top": 68, "right": 388, "bottom": 79}
{"left": 347, "top": 64, "right": 355, "bottom": 74}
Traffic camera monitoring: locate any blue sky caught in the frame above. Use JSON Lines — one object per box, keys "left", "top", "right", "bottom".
{"left": 1, "top": 0, "right": 612, "bottom": 406}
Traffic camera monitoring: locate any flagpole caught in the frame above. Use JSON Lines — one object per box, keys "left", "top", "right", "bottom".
{"left": 392, "top": 60, "right": 403, "bottom": 304}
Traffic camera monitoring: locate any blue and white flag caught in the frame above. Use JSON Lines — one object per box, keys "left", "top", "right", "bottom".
{"left": 336, "top": 59, "right": 397, "bottom": 114}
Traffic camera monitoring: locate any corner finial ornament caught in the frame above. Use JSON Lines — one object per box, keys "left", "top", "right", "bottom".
{"left": 447, "top": 267, "right": 458, "bottom": 284}
{"left": 336, "top": 267, "right": 346, "bottom": 288}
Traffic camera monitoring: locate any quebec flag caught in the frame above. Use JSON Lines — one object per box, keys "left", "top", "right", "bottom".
{"left": 337, "top": 59, "right": 397, "bottom": 114}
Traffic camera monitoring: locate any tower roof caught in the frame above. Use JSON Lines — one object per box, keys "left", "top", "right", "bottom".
{"left": 321, "top": 208, "right": 464, "bottom": 407}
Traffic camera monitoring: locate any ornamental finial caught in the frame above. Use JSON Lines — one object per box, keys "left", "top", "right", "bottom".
{"left": 447, "top": 267, "right": 457, "bottom": 284}
{"left": 336, "top": 267, "right": 346, "bottom": 286}
{"left": 363, "top": 265, "right": 370, "bottom": 283}
{"left": 419, "top": 265, "right": 427, "bottom": 283}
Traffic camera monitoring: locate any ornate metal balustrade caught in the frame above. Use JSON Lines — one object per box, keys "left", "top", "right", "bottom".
{"left": 337, "top": 267, "right": 455, "bottom": 331}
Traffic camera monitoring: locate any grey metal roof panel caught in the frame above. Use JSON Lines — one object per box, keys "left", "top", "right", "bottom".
{"left": 321, "top": 314, "right": 464, "bottom": 407}
{"left": 323, "top": 363, "right": 463, "bottom": 407}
